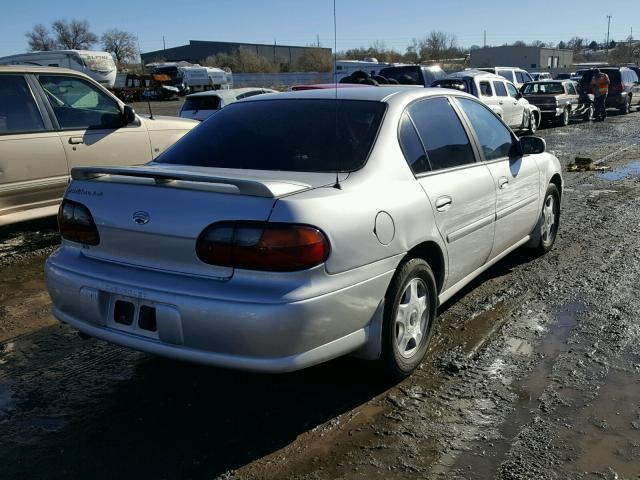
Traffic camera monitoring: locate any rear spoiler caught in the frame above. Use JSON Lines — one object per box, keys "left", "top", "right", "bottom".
{"left": 71, "top": 166, "right": 311, "bottom": 198}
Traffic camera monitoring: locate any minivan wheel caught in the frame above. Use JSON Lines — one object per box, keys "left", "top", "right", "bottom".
{"left": 534, "top": 184, "right": 561, "bottom": 253}
{"left": 585, "top": 104, "right": 594, "bottom": 121}
{"left": 621, "top": 97, "right": 631, "bottom": 114}
{"left": 381, "top": 258, "right": 437, "bottom": 378}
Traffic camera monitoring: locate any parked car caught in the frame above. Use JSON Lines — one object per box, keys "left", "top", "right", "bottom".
{"left": 578, "top": 67, "right": 640, "bottom": 114}
{"left": 0, "top": 66, "right": 197, "bottom": 226}
{"left": 432, "top": 70, "right": 540, "bottom": 133}
{"left": 521, "top": 80, "right": 593, "bottom": 126}
{"left": 179, "top": 88, "right": 277, "bottom": 121}
{"left": 476, "top": 67, "right": 534, "bottom": 87}
{"left": 378, "top": 64, "right": 446, "bottom": 86}
{"left": 45, "top": 87, "right": 562, "bottom": 378}
{"left": 555, "top": 73, "right": 572, "bottom": 80}
{"left": 531, "top": 72, "right": 553, "bottom": 81}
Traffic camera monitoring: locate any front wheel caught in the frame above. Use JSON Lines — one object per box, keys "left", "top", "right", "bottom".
{"left": 533, "top": 184, "right": 560, "bottom": 253}
{"left": 621, "top": 97, "right": 631, "bottom": 114}
{"left": 557, "top": 107, "right": 570, "bottom": 126}
{"left": 584, "top": 104, "right": 594, "bottom": 122}
{"left": 381, "top": 258, "right": 438, "bottom": 378}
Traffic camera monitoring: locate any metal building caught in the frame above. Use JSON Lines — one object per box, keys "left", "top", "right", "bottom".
{"left": 141, "top": 40, "right": 331, "bottom": 69}
{"left": 470, "top": 46, "right": 574, "bottom": 74}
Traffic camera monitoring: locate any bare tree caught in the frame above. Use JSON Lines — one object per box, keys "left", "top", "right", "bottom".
{"left": 52, "top": 19, "right": 97, "bottom": 50}
{"left": 102, "top": 29, "right": 138, "bottom": 64}
{"left": 26, "top": 24, "right": 57, "bottom": 51}
{"left": 296, "top": 47, "right": 332, "bottom": 72}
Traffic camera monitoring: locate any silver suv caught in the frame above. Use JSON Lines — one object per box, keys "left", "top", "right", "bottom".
{"left": 477, "top": 67, "right": 534, "bottom": 87}
{"left": 0, "top": 66, "right": 197, "bottom": 226}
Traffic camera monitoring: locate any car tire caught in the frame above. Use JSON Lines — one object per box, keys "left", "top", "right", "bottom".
{"left": 533, "top": 184, "right": 561, "bottom": 253}
{"left": 558, "top": 107, "right": 570, "bottom": 126}
{"left": 584, "top": 104, "right": 594, "bottom": 122}
{"left": 620, "top": 97, "right": 631, "bottom": 114}
{"left": 527, "top": 112, "right": 537, "bottom": 134}
{"left": 381, "top": 258, "right": 438, "bottom": 378}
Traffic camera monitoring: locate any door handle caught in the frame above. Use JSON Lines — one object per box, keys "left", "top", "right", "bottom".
{"left": 68, "top": 137, "right": 84, "bottom": 145}
{"left": 435, "top": 196, "right": 452, "bottom": 211}
{"left": 498, "top": 177, "right": 509, "bottom": 189}
{"left": 498, "top": 101, "right": 504, "bottom": 105}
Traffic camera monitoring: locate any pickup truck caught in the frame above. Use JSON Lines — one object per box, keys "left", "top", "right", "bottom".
{"left": 378, "top": 65, "right": 446, "bottom": 87}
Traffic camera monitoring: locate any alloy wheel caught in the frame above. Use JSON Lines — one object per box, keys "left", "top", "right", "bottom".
{"left": 394, "top": 278, "right": 429, "bottom": 359}
{"left": 541, "top": 194, "right": 557, "bottom": 246}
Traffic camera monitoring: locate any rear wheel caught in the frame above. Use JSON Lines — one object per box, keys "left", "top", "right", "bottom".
{"left": 584, "top": 104, "right": 594, "bottom": 121}
{"left": 527, "top": 112, "right": 537, "bottom": 134}
{"left": 620, "top": 97, "right": 631, "bottom": 114}
{"left": 557, "top": 107, "right": 570, "bottom": 126}
{"left": 381, "top": 258, "right": 437, "bottom": 378}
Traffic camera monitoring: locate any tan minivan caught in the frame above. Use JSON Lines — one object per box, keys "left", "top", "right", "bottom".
{"left": 0, "top": 66, "right": 198, "bottom": 226}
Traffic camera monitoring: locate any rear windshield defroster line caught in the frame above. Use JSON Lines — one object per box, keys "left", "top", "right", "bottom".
{"left": 156, "top": 99, "right": 387, "bottom": 173}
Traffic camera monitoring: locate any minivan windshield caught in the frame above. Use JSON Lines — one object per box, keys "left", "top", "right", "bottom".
{"left": 156, "top": 99, "right": 386, "bottom": 172}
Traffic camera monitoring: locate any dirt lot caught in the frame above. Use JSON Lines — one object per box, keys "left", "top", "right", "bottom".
{"left": 1, "top": 105, "right": 640, "bottom": 479}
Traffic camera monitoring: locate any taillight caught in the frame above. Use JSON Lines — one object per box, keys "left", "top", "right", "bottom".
{"left": 196, "top": 222, "right": 329, "bottom": 271}
{"left": 58, "top": 199, "right": 100, "bottom": 245}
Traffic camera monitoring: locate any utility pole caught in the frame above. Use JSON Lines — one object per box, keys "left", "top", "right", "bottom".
{"left": 317, "top": 34, "right": 321, "bottom": 48}
{"left": 163, "top": 35, "right": 166, "bottom": 53}
{"left": 483, "top": 30, "right": 487, "bottom": 48}
{"left": 606, "top": 15, "right": 612, "bottom": 57}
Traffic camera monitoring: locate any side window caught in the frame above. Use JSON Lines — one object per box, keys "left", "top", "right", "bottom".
{"left": 493, "top": 81, "right": 508, "bottom": 96}
{"left": 457, "top": 98, "right": 516, "bottom": 161}
{"left": 398, "top": 112, "right": 429, "bottom": 174}
{"left": 408, "top": 97, "right": 476, "bottom": 171}
{"left": 479, "top": 81, "right": 493, "bottom": 96}
{"left": 38, "top": 75, "right": 123, "bottom": 130}
{"left": 523, "top": 73, "right": 533, "bottom": 83}
{"left": 498, "top": 70, "right": 516, "bottom": 83}
{"left": 566, "top": 83, "right": 577, "bottom": 95}
{"left": 506, "top": 83, "right": 519, "bottom": 98}
{"left": 515, "top": 72, "right": 525, "bottom": 84}
{"left": 0, "top": 75, "right": 45, "bottom": 134}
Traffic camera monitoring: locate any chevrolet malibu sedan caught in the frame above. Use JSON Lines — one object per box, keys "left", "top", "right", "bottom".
{"left": 45, "top": 87, "right": 562, "bottom": 377}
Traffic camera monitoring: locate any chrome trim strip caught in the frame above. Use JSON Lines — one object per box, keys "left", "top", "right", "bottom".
{"left": 0, "top": 175, "right": 68, "bottom": 194}
{"left": 495, "top": 194, "right": 538, "bottom": 221}
{"left": 446, "top": 214, "right": 494, "bottom": 243}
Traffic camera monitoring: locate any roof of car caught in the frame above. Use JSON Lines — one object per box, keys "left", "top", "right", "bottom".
{"left": 443, "top": 69, "right": 504, "bottom": 80}
{"left": 185, "top": 87, "right": 273, "bottom": 100}
{"left": 0, "top": 65, "right": 87, "bottom": 76}
{"left": 243, "top": 85, "right": 472, "bottom": 104}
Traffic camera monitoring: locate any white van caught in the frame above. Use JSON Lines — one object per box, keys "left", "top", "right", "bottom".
{"left": 0, "top": 50, "right": 117, "bottom": 88}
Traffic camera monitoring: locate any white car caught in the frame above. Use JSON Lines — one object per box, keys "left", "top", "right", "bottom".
{"left": 477, "top": 67, "right": 534, "bottom": 88}
{"left": 179, "top": 88, "right": 277, "bottom": 121}
{"left": 433, "top": 70, "right": 540, "bottom": 133}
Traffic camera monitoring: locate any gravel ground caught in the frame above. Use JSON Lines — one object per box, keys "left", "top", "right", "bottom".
{"left": 1, "top": 107, "right": 639, "bottom": 479}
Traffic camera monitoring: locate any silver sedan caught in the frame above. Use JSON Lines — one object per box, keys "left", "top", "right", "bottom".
{"left": 45, "top": 87, "right": 562, "bottom": 377}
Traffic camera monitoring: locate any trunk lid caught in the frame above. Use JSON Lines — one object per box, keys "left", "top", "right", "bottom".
{"left": 66, "top": 165, "right": 342, "bottom": 279}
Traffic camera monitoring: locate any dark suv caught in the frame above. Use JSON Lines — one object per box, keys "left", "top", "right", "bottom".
{"left": 578, "top": 67, "right": 640, "bottom": 114}
{"left": 378, "top": 65, "right": 446, "bottom": 87}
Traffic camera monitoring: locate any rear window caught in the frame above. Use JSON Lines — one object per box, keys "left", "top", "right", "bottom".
{"left": 157, "top": 99, "right": 386, "bottom": 172}
{"left": 522, "top": 82, "right": 565, "bottom": 94}
{"left": 431, "top": 79, "right": 469, "bottom": 92}
{"left": 182, "top": 96, "right": 221, "bottom": 111}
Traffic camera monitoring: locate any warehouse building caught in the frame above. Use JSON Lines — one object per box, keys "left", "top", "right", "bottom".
{"left": 141, "top": 40, "right": 331, "bottom": 69}
{"left": 470, "top": 46, "right": 574, "bottom": 74}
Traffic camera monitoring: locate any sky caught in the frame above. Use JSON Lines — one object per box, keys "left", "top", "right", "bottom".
{"left": 1, "top": 0, "right": 639, "bottom": 57}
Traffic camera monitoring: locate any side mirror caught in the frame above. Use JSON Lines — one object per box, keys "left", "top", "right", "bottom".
{"left": 123, "top": 105, "right": 136, "bottom": 125}
{"left": 520, "top": 136, "right": 546, "bottom": 155}
{"left": 516, "top": 91, "right": 523, "bottom": 99}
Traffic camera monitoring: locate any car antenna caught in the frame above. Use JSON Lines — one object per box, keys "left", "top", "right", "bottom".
{"left": 147, "top": 99, "right": 154, "bottom": 120}
{"left": 332, "top": 0, "right": 341, "bottom": 190}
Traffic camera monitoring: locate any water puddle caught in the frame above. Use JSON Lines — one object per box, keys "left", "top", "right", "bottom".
{"left": 600, "top": 160, "right": 640, "bottom": 181}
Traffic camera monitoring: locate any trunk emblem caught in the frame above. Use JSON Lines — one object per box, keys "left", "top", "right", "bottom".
{"left": 132, "top": 211, "right": 150, "bottom": 225}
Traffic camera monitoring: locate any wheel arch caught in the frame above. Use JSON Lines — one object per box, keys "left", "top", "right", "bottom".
{"left": 404, "top": 240, "right": 446, "bottom": 294}
{"left": 550, "top": 173, "right": 563, "bottom": 199}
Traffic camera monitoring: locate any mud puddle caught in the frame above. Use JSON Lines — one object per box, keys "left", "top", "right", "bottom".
{"left": 600, "top": 160, "right": 640, "bottom": 181}
{"left": 446, "top": 301, "right": 586, "bottom": 477}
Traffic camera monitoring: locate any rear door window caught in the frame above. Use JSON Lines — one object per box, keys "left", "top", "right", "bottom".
{"left": 506, "top": 83, "right": 519, "bottom": 98}
{"left": 479, "top": 81, "right": 493, "bottom": 96}
{"left": 0, "top": 75, "right": 46, "bottom": 134}
{"left": 407, "top": 97, "right": 476, "bottom": 171}
{"left": 493, "top": 81, "right": 508, "bottom": 97}
{"left": 157, "top": 99, "right": 386, "bottom": 172}
{"left": 398, "top": 113, "right": 429, "bottom": 174}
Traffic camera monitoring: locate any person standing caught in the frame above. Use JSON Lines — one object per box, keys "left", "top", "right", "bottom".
{"left": 590, "top": 68, "right": 610, "bottom": 121}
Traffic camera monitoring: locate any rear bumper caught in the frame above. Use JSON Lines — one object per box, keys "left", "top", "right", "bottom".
{"left": 45, "top": 247, "right": 395, "bottom": 372}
